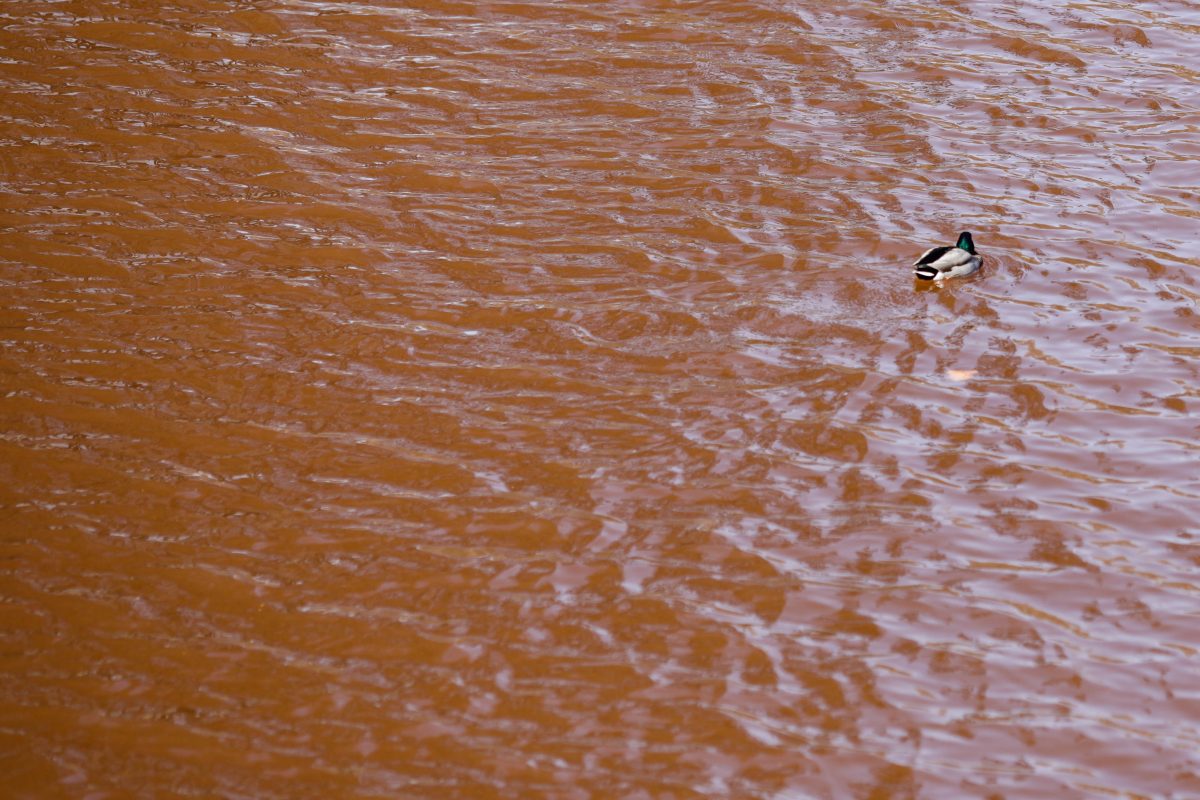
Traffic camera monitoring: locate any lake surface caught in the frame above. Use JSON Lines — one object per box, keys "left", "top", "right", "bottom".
{"left": 4, "top": 0, "right": 1200, "bottom": 797}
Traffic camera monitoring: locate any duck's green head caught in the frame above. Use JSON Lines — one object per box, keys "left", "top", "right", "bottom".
{"left": 956, "top": 231, "right": 976, "bottom": 254}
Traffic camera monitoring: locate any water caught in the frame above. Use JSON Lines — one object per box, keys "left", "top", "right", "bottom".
{"left": 4, "top": 1, "right": 1200, "bottom": 797}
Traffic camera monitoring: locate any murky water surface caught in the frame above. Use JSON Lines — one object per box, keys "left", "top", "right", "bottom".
{"left": 4, "top": 1, "right": 1200, "bottom": 797}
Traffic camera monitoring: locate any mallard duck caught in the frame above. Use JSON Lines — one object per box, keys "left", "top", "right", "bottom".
{"left": 913, "top": 231, "right": 982, "bottom": 281}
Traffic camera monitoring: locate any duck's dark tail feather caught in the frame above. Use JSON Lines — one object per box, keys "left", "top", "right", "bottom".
{"left": 913, "top": 266, "right": 938, "bottom": 280}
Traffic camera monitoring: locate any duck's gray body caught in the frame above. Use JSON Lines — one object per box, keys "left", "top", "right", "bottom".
{"left": 913, "top": 232, "right": 983, "bottom": 281}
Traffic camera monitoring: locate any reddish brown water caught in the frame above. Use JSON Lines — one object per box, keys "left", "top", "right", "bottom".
{"left": 4, "top": 1, "right": 1200, "bottom": 797}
